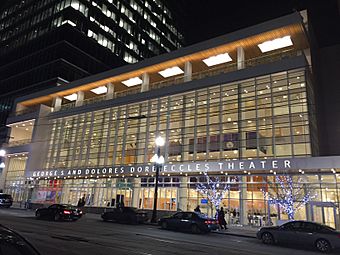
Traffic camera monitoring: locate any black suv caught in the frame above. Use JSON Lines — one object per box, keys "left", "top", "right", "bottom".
{"left": 0, "top": 193, "right": 13, "bottom": 208}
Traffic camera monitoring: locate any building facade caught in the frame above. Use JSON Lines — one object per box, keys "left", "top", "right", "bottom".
{"left": 0, "top": 0, "right": 183, "bottom": 144}
{"left": 2, "top": 12, "right": 340, "bottom": 229}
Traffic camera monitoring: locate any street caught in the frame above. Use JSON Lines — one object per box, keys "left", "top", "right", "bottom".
{"left": 0, "top": 208, "right": 321, "bottom": 255}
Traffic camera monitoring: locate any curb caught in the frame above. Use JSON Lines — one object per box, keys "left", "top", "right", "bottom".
{"left": 211, "top": 230, "right": 257, "bottom": 239}
{"left": 4, "top": 207, "right": 31, "bottom": 211}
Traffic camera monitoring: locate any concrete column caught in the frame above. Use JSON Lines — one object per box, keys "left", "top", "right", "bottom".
{"left": 53, "top": 96, "right": 62, "bottom": 111}
{"left": 0, "top": 157, "right": 9, "bottom": 192}
{"left": 106, "top": 83, "right": 115, "bottom": 100}
{"left": 184, "top": 61, "right": 192, "bottom": 82}
{"left": 132, "top": 178, "right": 141, "bottom": 208}
{"left": 237, "top": 46, "right": 245, "bottom": 70}
{"left": 141, "top": 73, "right": 149, "bottom": 92}
{"left": 178, "top": 176, "right": 188, "bottom": 211}
{"left": 239, "top": 175, "right": 248, "bottom": 225}
{"left": 25, "top": 105, "right": 53, "bottom": 179}
{"left": 75, "top": 91, "right": 84, "bottom": 107}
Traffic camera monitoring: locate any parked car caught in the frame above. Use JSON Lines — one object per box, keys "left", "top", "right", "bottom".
{"left": 257, "top": 220, "right": 340, "bottom": 253}
{"left": 35, "top": 204, "right": 83, "bottom": 221}
{"left": 0, "top": 224, "right": 41, "bottom": 255}
{"left": 101, "top": 207, "right": 148, "bottom": 224}
{"left": 159, "top": 212, "right": 219, "bottom": 234}
{"left": 0, "top": 193, "right": 13, "bottom": 208}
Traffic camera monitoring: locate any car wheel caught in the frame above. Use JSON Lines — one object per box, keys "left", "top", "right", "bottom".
{"left": 35, "top": 211, "right": 41, "bottom": 219}
{"left": 261, "top": 232, "right": 274, "bottom": 245}
{"left": 161, "top": 221, "right": 168, "bottom": 229}
{"left": 54, "top": 213, "right": 61, "bottom": 221}
{"left": 191, "top": 224, "right": 201, "bottom": 234}
{"left": 315, "top": 239, "right": 332, "bottom": 253}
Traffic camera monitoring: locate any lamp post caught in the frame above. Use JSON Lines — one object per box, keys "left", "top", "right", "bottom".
{"left": 0, "top": 149, "right": 6, "bottom": 169}
{"left": 0, "top": 149, "right": 6, "bottom": 193}
{"left": 150, "top": 136, "right": 165, "bottom": 223}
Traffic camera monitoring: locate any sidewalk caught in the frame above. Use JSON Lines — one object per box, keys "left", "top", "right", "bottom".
{"left": 212, "top": 225, "right": 257, "bottom": 238}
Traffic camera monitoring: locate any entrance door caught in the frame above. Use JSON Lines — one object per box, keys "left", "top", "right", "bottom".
{"left": 310, "top": 202, "right": 338, "bottom": 229}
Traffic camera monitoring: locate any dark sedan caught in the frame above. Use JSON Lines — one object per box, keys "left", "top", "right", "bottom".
{"left": 0, "top": 224, "right": 41, "bottom": 255}
{"left": 257, "top": 220, "right": 340, "bottom": 253}
{"left": 159, "top": 212, "right": 219, "bottom": 234}
{"left": 0, "top": 193, "right": 13, "bottom": 208}
{"left": 35, "top": 204, "right": 83, "bottom": 221}
{"left": 101, "top": 207, "right": 148, "bottom": 224}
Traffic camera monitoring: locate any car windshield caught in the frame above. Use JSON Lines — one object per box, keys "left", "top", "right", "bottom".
{"left": 0, "top": 194, "right": 12, "bottom": 199}
{"left": 194, "top": 212, "right": 210, "bottom": 219}
{"left": 61, "top": 204, "right": 76, "bottom": 209}
{"left": 321, "top": 224, "right": 336, "bottom": 231}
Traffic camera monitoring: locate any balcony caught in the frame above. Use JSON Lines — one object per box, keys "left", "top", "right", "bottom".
{"left": 5, "top": 139, "right": 31, "bottom": 147}
{"left": 10, "top": 105, "right": 40, "bottom": 117}
{"left": 54, "top": 49, "right": 302, "bottom": 112}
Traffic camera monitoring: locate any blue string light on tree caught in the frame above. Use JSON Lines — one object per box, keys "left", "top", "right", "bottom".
{"left": 196, "top": 173, "right": 230, "bottom": 212}
{"left": 261, "top": 175, "right": 317, "bottom": 220}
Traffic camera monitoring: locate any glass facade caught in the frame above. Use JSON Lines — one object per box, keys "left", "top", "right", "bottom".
{"left": 45, "top": 68, "right": 313, "bottom": 170}
{"left": 30, "top": 173, "right": 340, "bottom": 229}
{"left": 4, "top": 155, "right": 29, "bottom": 203}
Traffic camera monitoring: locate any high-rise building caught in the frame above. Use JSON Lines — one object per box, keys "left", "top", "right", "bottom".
{"left": 0, "top": 0, "right": 183, "bottom": 143}
{"left": 3, "top": 11, "right": 340, "bottom": 231}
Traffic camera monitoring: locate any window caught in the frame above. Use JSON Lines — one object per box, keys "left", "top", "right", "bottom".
{"left": 282, "top": 221, "right": 303, "bottom": 230}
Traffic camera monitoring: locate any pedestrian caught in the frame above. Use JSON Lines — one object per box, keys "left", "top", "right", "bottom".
{"left": 218, "top": 207, "right": 228, "bottom": 230}
{"left": 194, "top": 205, "right": 201, "bottom": 213}
{"left": 80, "top": 195, "right": 86, "bottom": 207}
{"left": 77, "top": 198, "right": 82, "bottom": 207}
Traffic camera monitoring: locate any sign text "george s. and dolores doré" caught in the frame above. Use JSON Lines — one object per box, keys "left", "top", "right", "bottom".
{"left": 28, "top": 156, "right": 340, "bottom": 178}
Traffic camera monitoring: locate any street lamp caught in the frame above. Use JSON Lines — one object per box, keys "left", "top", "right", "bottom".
{"left": 0, "top": 149, "right": 5, "bottom": 169}
{"left": 0, "top": 149, "right": 6, "bottom": 157}
{"left": 150, "top": 136, "right": 165, "bottom": 223}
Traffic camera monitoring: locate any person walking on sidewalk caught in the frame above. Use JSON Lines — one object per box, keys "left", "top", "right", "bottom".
{"left": 218, "top": 207, "right": 228, "bottom": 230}
{"left": 194, "top": 205, "right": 201, "bottom": 213}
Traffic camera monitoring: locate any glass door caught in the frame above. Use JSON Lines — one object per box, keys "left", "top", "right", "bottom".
{"left": 311, "top": 202, "right": 338, "bottom": 229}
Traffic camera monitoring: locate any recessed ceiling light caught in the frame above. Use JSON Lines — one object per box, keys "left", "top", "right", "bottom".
{"left": 64, "top": 93, "right": 78, "bottom": 101}
{"left": 90, "top": 86, "right": 107, "bottom": 94}
{"left": 158, "top": 66, "right": 184, "bottom": 78}
{"left": 203, "top": 53, "right": 232, "bottom": 67}
{"left": 122, "top": 77, "right": 142, "bottom": 87}
{"left": 258, "top": 35, "right": 293, "bottom": 53}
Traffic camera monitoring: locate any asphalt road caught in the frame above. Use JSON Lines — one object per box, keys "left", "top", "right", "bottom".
{"left": 0, "top": 208, "right": 321, "bottom": 255}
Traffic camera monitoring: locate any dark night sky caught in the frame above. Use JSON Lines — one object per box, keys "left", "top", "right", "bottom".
{"left": 0, "top": 0, "right": 339, "bottom": 48}
{"left": 167, "top": 0, "right": 340, "bottom": 48}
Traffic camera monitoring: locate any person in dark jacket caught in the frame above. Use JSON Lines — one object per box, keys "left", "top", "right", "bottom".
{"left": 194, "top": 205, "right": 201, "bottom": 213}
{"left": 218, "top": 207, "right": 228, "bottom": 230}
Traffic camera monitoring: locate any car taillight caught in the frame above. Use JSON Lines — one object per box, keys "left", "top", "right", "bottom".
{"left": 63, "top": 210, "right": 71, "bottom": 215}
{"left": 205, "top": 220, "right": 213, "bottom": 224}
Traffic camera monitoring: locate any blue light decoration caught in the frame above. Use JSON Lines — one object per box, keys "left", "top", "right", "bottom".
{"left": 261, "top": 175, "right": 317, "bottom": 220}
{"left": 196, "top": 174, "right": 230, "bottom": 211}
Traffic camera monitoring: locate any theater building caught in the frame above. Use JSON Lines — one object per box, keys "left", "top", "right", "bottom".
{"left": 1, "top": 11, "right": 340, "bottom": 229}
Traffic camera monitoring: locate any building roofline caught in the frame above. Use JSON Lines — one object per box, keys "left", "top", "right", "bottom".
{"left": 15, "top": 11, "right": 304, "bottom": 104}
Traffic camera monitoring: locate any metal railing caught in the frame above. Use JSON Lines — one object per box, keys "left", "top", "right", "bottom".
{"left": 10, "top": 105, "right": 40, "bottom": 117}
{"left": 5, "top": 139, "right": 31, "bottom": 147}
{"left": 55, "top": 49, "right": 300, "bottom": 112}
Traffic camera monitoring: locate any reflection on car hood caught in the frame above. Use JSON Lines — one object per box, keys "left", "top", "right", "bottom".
{"left": 0, "top": 224, "right": 41, "bottom": 255}
{"left": 259, "top": 226, "right": 280, "bottom": 231}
